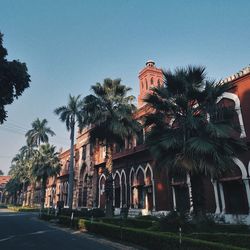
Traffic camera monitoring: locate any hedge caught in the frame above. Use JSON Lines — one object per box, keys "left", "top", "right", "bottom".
{"left": 98, "top": 217, "right": 153, "bottom": 229}
{"left": 8, "top": 206, "right": 40, "bottom": 212}
{"left": 40, "top": 215, "right": 248, "bottom": 249}
{"left": 189, "top": 232, "right": 250, "bottom": 249}
{"left": 79, "top": 220, "right": 247, "bottom": 250}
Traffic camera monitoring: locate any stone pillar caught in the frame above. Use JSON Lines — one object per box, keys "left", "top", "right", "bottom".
{"left": 172, "top": 183, "right": 176, "bottom": 211}
{"left": 187, "top": 174, "right": 193, "bottom": 213}
{"left": 243, "top": 179, "right": 250, "bottom": 213}
{"left": 212, "top": 179, "right": 220, "bottom": 214}
{"left": 152, "top": 181, "right": 156, "bottom": 211}
{"left": 219, "top": 183, "right": 226, "bottom": 214}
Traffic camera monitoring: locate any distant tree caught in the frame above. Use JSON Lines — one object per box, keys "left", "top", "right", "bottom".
{"left": 32, "top": 144, "right": 61, "bottom": 209}
{"left": 26, "top": 118, "right": 55, "bottom": 146}
{"left": 54, "top": 95, "right": 84, "bottom": 210}
{"left": 0, "top": 32, "right": 31, "bottom": 124}
{"left": 0, "top": 169, "right": 3, "bottom": 175}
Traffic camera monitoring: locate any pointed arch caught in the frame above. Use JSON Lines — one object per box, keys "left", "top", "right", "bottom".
{"left": 121, "top": 169, "right": 127, "bottom": 206}
{"left": 217, "top": 92, "right": 246, "bottom": 138}
{"left": 233, "top": 158, "right": 247, "bottom": 179}
{"left": 98, "top": 174, "right": 106, "bottom": 208}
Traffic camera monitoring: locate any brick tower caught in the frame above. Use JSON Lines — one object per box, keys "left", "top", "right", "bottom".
{"left": 138, "top": 60, "right": 163, "bottom": 107}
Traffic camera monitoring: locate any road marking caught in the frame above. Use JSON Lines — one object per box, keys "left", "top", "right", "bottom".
{"left": 0, "top": 236, "right": 15, "bottom": 242}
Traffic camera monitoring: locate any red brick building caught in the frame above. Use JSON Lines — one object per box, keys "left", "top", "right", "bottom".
{"left": 43, "top": 62, "right": 250, "bottom": 224}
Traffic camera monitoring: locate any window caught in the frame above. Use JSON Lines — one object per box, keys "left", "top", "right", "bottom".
{"left": 151, "top": 77, "right": 154, "bottom": 85}
{"left": 141, "top": 81, "right": 144, "bottom": 89}
{"left": 157, "top": 79, "right": 161, "bottom": 88}
{"left": 145, "top": 79, "right": 148, "bottom": 90}
{"left": 82, "top": 145, "right": 86, "bottom": 160}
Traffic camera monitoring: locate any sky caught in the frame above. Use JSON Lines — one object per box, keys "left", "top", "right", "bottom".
{"left": 0, "top": 0, "right": 250, "bottom": 175}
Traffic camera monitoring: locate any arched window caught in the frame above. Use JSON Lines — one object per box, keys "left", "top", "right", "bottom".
{"left": 141, "top": 81, "right": 144, "bottom": 89}
{"left": 151, "top": 77, "right": 154, "bottom": 85}
{"left": 145, "top": 79, "right": 148, "bottom": 90}
{"left": 157, "top": 79, "right": 161, "bottom": 88}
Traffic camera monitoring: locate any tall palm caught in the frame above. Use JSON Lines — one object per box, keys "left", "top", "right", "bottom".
{"left": 9, "top": 152, "right": 31, "bottom": 205}
{"left": 82, "top": 78, "right": 141, "bottom": 216}
{"left": 144, "top": 66, "right": 246, "bottom": 215}
{"left": 54, "top": 95, "right": 84, "bottom": 209}
{"left": 26, "top": 118, "right": 55, "bottom": 146}
{"left": 32, "top": 144, "right": 61, "bottom": 209}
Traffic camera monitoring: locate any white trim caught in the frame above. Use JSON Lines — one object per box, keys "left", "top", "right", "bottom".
{"left": 186, "top": 174, "right": 193, "bottom": 213}
{"left": 135, "top": 165, "right": 146, "bottom": 180}
{"left": 98, "top": 174, "right": 106, "bottom": 208}
{"left": 212, "top": 179, "right": 221, "bottom": 214}
{"left": 233, "top": 158, "right": 248, "bottom": 179}
{"left": 248, "top": 161, "right": 250, "bottom": 177}
{"left": 145, "top": 163, "right": 156, "bottom": 210}
{"left": 121, "top": 170, "right": 127, "bottom": 206}
{"left": 219, "top": 183, "right": 226, "bottom": 214}
{"left": 129, "top": 168, "right": 135, "bottom": 207}
{"left": 217, "top": 92, "right": 246, "bottom": 138}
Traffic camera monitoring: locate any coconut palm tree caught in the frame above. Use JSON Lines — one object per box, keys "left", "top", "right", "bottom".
{"left": 26, "top": 118, "right": 55, "bottom": 147}
{"left": 82, "top": 78, "right": 141, "bottom": 216}
{"left": 144, "top": 66, "right": 246, "bottom": 216}
{"left": 32, "top": 144, "right": 61, "bottom": 209}
{"left": 54, "top": 95, "right": 84, "bottom": 209}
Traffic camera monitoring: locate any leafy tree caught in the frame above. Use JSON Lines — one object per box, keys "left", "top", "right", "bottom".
{"left": 0, "top": 32, "right": 30, "bottom": 124}
{"left": 32, "top": 144, "right": 61, "bottom": 209}
{"left": 82, "top": 78, "right": 141, "bottom": 216}
{"left": 0, "top": 169, "right": 3, "bottom": 175}
{"left": 25, "top": 118, "right": 55, "bottom": 146}
{"left": 54, "top": 95, "right": 84, "bottom": 209}
{"left": 144, "top": 66, "right": 246, "bottom": 216}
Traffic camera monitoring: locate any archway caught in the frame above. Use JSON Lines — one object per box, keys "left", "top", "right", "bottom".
{"left": 114, "top": 173, "right": 121, "bottom": 208}
{"left": 99, "top": 174, "right": 106, "bottom": 209}
{"left": 136, "top": 167, "right": 145, "bottom": 209}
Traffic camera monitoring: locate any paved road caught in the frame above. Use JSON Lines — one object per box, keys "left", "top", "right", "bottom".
{"left": 0, "top": 209, "right": 137, "bottom": 250}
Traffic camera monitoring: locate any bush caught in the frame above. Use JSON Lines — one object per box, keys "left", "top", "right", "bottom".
{"left": 83, "top": 221, "right": 245, "bottom": 250}
{"left": 7, "top": 206, "right": 40, "bottom": 212}
{"left": 189, "top": 232, "right": 250, "bottom": 249}
{"left": 99, "top": 217, "right": 153, "bottom": 229}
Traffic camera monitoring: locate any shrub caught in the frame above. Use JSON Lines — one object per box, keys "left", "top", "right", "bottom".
{"left": 83, "top": 221, "right": 245, "bottom": 250}
{"left": 189, "top": 232, "right": 250, "bottom": 249}
{"left": 99, "top": 217, "right": 153, "bottom": 229}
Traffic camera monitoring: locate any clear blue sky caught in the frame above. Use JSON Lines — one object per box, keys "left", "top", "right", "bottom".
{"left": 0, "top": 0, "right": 249, "bottom": 175}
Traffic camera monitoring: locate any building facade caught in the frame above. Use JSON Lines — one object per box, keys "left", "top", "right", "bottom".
{"left": 42, "top": 62, "right": 250, "bottom": 224}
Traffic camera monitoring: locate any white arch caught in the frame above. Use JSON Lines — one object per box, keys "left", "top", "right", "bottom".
{"left": 217, "top": 92, "right": 246, "bottom": 138}
{"left": 113, "top": 171, "right": 121, "bottom": 184}
{"left": 248, "top": 161, "right": 250, "bottom": 177}
{"left": 145, "top": 163, "right": 154, "bottom": 180}
{"left": 129, "top": 167, "right": 135, "bottom": 207}
{"left": 98, "top": 174, "right": 106, "bottom": 208}
{"left": 135, "top": 165, "right": 146, "bottom": 180}
{"left": 129, "top": 167, "right": 135, "bottom": 185}
{"left": 121, "top": 169, "right": 127, "bottom": 206}
{"left": 233, "top": 158, "right": 248, "bottom": 179}
{"left": 145, "top": 163, "right": 156, "bottom": 211}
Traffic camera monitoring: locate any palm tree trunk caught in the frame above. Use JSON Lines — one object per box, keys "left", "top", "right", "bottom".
{"left": 30, "top": 181, "right": 35, "bottom": 207}
{"left": 190, "top": 174, "right": 205, "bottom": 219}
{"left": 68, "top": 123, "right": 75, "bottom": 210}
{"left": 41, "top": 178, "right": 47, "bottom": 210}
{"left": 105, "top": 144, "right": 114, "bottom": 217}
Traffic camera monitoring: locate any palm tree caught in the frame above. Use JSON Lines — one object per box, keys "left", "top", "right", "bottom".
{"left": 54, "top": 95, "right": 84, "bottom": 209}
{"left": 144, "top": 66, "right": 246, "bottom": 216}
{"left": 26, "top": 118, "right": 55, "bottom": 147}
{"left": 32, "top": 144, "right": 61, "bottom": 209}
{"left": 82, "top": 78, "right": 141, "bottom": 216}
{"left": 9, "top": 152, "right": 30, "bottom": 205}
{"left": 25, "top": 118, "right": 55, "bottom": 206}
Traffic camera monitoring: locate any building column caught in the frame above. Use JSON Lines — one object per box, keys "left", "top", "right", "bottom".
{"left": 152, "top": 181, "right": 156, "bottom": 211}
{"left": 187, "top": 175, "right": 193, "bottom": 213}
{"left": 212, "top": 179, "right": 220, "bottom": 214}
{"left": 243, "top": 179, "right": 250, "bottom": 213}
{"left": 171, "top": 179, "right": 176, "bottom": 211}
{"left": 219, "top": 183, "right": 226, "bottom": 214}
